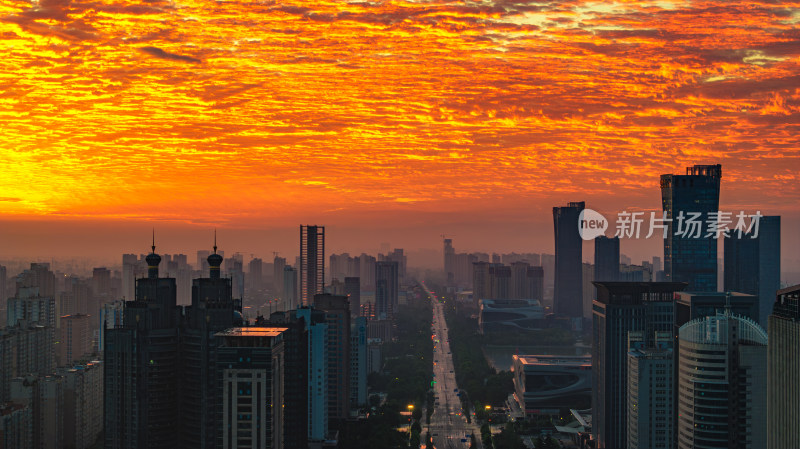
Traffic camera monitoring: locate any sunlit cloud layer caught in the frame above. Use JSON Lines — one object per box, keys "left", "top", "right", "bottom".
{"left": 1, "top": 0, "right": 798, "bottom": 225}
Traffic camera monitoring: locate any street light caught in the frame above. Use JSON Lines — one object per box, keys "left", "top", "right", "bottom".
{"left": 408, "top": 404, "right": 415, "bottom": 410}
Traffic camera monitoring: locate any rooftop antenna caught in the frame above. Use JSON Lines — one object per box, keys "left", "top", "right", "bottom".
{"left": 213, "top": 228, "right": 218, "bottom": 254}
{"left": 151, "top": 228, "right": 156, "bottom": 253}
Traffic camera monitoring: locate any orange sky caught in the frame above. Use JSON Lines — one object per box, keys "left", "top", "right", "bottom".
{"left": 0, "top": 0, "right": 799, "bottom": 264}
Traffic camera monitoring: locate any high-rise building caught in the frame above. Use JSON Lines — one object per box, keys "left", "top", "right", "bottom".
{"left": 350, "top": 316, "right": 367, "bottom": 408}
{"left": 660, "top": 164, "right": 721, "bottom": 292}
{"left": 627, "top": 332, "right": 673, "bottom": 449}
{"left": 15, "top": 263, "right": 55, "bottom": 299}
{"left": 553, "top": 201, "right": 585, "bottom": 318}
{"left": 767, "top": 284, "right": 800, "bottom": 449}
{"left": 59, "top": 314, "right": 91, "bottom": 366}
{"left": 180, "top": 245, "right": 242, "bottom": 449}
{"left": 582, "top": 263, "right": 594, "bottom": 320}
{"left": 121, "top": 254, "right": 138, "bottom": 302}
{"left": 60, "top": 361, "right": 103, "bottom": 449}
{"left": 444, "top": 238, "right": 455, "bottom": 286}
{"left": 375, "top": 261, "right": 399, "bottom": 320}
{"left": 592, "top": 281, "right": 686, "bottom": 449}
{"left": 10, "top": 375, "right": 63, "bottom": 449}
{"left": 313, "top": 294, "right": 350, "bottom": 424}
{"left": 247, "top": 257, "right": 263, "bottom": 293}
{"left": 674, "top": 291, "right": 759, "bottom": 333}
{"left": 300, "top": 225, "right": 325, "bottom": 307}
{"left": 724, "top": 215, "right": 781, "bottom": 327}
{"left": 344, "top": 277, "right": 360, "bottom": 319}
{"left": 0, "top": 324, "right": 52, "bottom": 402}
{"left": 677, "top": 313, "right": 767, "bottom": 449}
{"left": 104, "top": 244, "right": 180, "bottom": 449}
{"left": 273, "top": 256, "right": 286, "bottom": 299}
{"left": 594, "top": 236, "right": 619, "bottom": 283}
{"left": 294, "top": 307, "right": 328, "bottom": 442}
{"left": 472, "top": 262, "right": 490, "bottom": 308}
{"left": 91, "top": 268, "right": 111, "bottom": 302}
{"left": 215, "top": 327, "right": 287, "bottom": 449}
{"left": 358, "top": 254, "right": 376, "bottom": 291}
{"left": 283, "top": 266, "right": 298, "bottom": 311}
{"left": 7, "top": 291, "right": 55, "bottom": 330}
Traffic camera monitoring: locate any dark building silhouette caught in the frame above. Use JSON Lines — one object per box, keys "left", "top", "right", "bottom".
{"left": 300, "top": 225, "right": 325, "bottom": 307}
{"left": 724, "top": 215, "right": 781, "bottom": 326}
{"left": 593, "top": 236, "right": 619, "bottom": 282}
{"left": 660, "top": 164, "right": 721, "bottom": 292}
{"left": 375, "top": 261, "right": 398, "bottom": 320}
{"left": 180, "top": 242, "right": 241, "bottom": 449}
{"left": 313, "top": 294, "right": 350, "bottom": 425}
{"left": 553, "top": 201, "right": 585, "bottom": 318}
{"left": 344, "top": 277, "right": 360, "bottom": 319}
{"left": 592, "top": 281, "right": 687, "bottom": 449}
{"left": 768, "top": 285, "right": 800, "bottom": 449}
{"left": 104, "top": 243, "right": 181, "bottom": 449}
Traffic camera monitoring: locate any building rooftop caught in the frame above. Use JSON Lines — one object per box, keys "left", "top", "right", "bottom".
{"left": 513, "top": 355, "right": 591, "bottom": 367}
{"left": 215, "top": 327, "right": 287, "bottom": 338}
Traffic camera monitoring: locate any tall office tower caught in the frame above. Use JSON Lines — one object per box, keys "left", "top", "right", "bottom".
{"left": 294, "top": 307, "right": 329, "bottom": 442}
{"left": 627, "top": 332, "right": 673, "bottom": 449}
{"left": 652, "top": 256, "right": 662, "bottom": 274}
{"left": 248, "top": 257, "right": 263, "bottom": 293}
{"left": 59, "top": 314, "right": 91, "bottom": 366}
{"left": 10, "top": 374, "right": 64, "bottom": 449}
{"left": 677, "top": 313, "right": 767, "bottom": 449}
{"left": 215, "top": 327, "right": 287, "bottom": 449}
{"left": 358, "top": 254, "right": 376, "bottom": 291}
{"left": 313, "top": 294, "right": 351, "bottom": 424}
{"left": 0, "top": 323, "right": 52, "bottom": 402}
{"left": 224, "top": 253, "right": 245, "bottom": 301}
{"left": 592, "top": 281, "right": 687, "bottom": 449}
{"left": 454, "top": 253, "right": 478, "bottom": 288}
{"left": 273, "top": 256, "right": 286, "bottom": 298}
{"left": 104, "top": 243, "right": 180, "bottom": 449}
{"left": 344, "top": 277, "right": 361, "bottom": 319}
{"left": 180, "top": 245, "right": 242, "bottom": 449}
{"left": 594, "top": 236, "right": 620, "bottom": 283}
{"left": 0, "top": 402, "right": 32, "bottom": 449}
{"left": 300, "top": 225, "right": 325, "bottom": 307}
{"left": 375, "top": 261, "right": 399, "bottom": 320}
{"left": 15, "top": 263, "right": 55, "bottom": 298}
{"left": 553, "top": 201, "right": 585, "bottom": 318}
{"left": 263, "top": 311, "right": 310, "bottom": 449}
{"left": 350, "top": 316, "right": 368, "bottom": 407}
{"left": 660, "top": 164, "right": 722, "bottom": 292}
{"left": 60, "top": 361, "right": 103, "bottom": 449}
{"left": 724, "top": 215, "right": 781, "bottom": 326}
{"left": 121, "top": 254, "right": 137, "bottom": 301}
{"left": 767, "top": 285, "right": 800, "bottom": 449}
{"left": 283, "top": 266, "right": 298, "bottom": 311}
{"left": 444, "top": 238, "right": 455, "bottom": 286}
{"left": 674, "top": 291, "right": 758, "bottom": 332}
{"left": 489, "top": 264, "right": 511, "bottom": 300}
{"left": 473, "top": 261, "right": 490, "bottom": 309}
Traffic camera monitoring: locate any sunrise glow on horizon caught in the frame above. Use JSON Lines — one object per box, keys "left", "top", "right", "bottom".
{"left": 1, "top": 0, "right": 799, "bottom": 228}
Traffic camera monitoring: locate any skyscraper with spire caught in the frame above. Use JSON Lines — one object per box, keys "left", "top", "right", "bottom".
{"left": 105, "top": 236, "right": 181, "bottom": 449}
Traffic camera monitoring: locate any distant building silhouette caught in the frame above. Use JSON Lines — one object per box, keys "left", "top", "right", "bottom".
{"left": 724, "top": 215, "right": 781, "bottom": 326}
{"left": 553, "top": 201, "right": 585, "bottom": 320}
{"left": 300, "top": 225, "right": 325, "bottom": 306}
{"left": 375, "top": 262, "right": 399, "bottom": 320}
{"left": 594, "top": 236, "right": 619, "bottom": 282}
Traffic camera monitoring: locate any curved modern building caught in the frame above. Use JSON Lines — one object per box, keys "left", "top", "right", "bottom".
{"left": 511, "top": 355, "right": 591, "bottom": 417}
{"left": 478, "top": 299, "right": 544, "bottom": 333}
{"left": 677, "top": 313, "right": 767, "bottom": 449}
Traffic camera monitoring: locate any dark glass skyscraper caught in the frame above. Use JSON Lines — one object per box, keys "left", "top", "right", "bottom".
{"left": 300, "top": 225, "right": 325, "bottom": 307}
{"left": 724, "top": 215, "right": 781, "bottom": 326}
{"left": 553, "top": 201, "right": 585, "bottom": 318}
{"left": 375, "top": 261, "right": 399, "bottom": 320}
{"left": 768, "top": 285, "right": 800, "bottom": 449}
{"left": 660, "top": 164, "right": 721, "bottom": 292}
{"left": 105, "top": 245, "right": 180, "bottom": 449}
{"left": 313, "top": 294, "right": 351, "bottom": 425}
{"left": 592, "top": 281, "right": 687, "bottom": 449}
{"left": 593, "top": 236, "right": 619, "bottom": 283}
